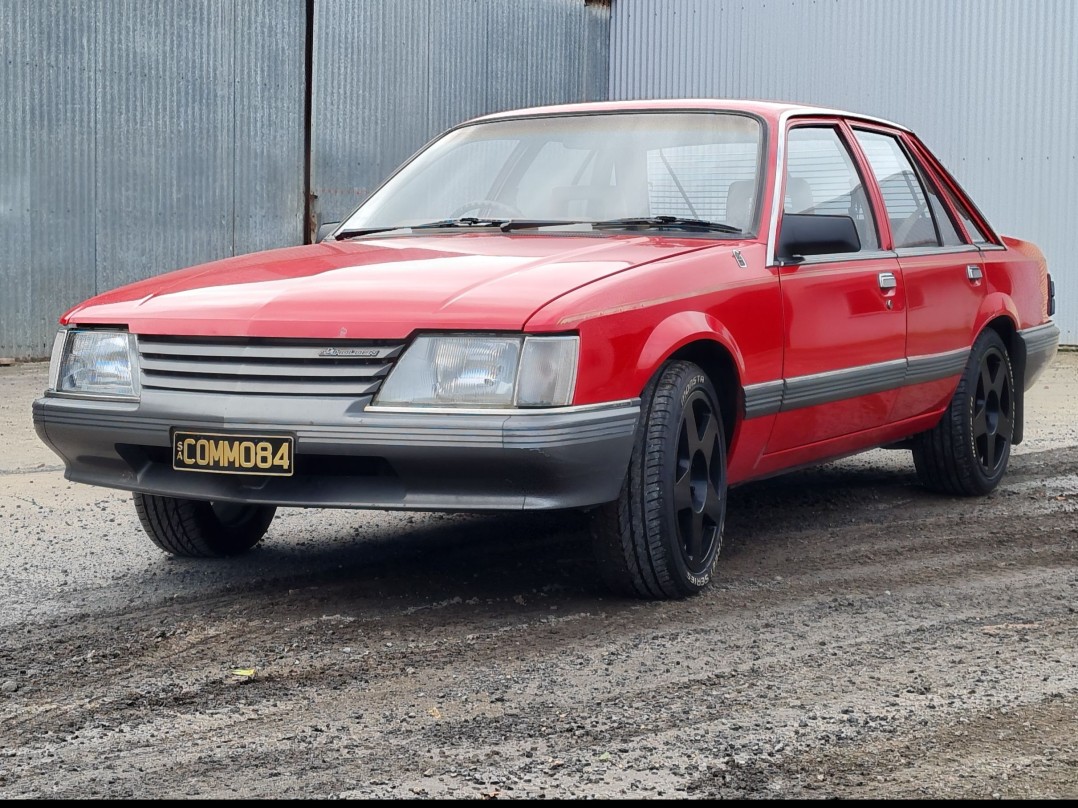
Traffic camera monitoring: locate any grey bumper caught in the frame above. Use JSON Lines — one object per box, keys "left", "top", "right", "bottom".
{"left": 1017, "top": 321, "right": 1060, "bottom": 389}
{"left": 33, "top": 391, "right": 640, "bottom": 511}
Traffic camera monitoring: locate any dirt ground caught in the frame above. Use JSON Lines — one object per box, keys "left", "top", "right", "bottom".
{"left": 0, "top": 353, "right": 1075, "bottom": 799}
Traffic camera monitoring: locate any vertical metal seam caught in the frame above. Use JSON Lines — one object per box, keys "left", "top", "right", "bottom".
{"left": 425, "top": 0, "right": 433, "bottom": 131}
{"left": 301, "top": 0, "right": 315, "bottom": 244}
{"left": 92, "top": 4, "right": 100, "bottom": 296}
{"left": 230, "top": 0, "right": 238, "bottom": 256}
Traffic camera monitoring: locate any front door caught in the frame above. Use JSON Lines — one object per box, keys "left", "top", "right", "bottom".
{"left": 765, "top": 123, "right": 907, "bottom": 454}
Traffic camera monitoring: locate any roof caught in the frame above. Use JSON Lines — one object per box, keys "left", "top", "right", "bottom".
{"left": 471, "top": 98, "right": 909, "bottom": 132}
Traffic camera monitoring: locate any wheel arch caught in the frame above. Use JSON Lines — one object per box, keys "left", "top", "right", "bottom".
{"left": 635, "top": 311, "right": 744, "bottom": 450}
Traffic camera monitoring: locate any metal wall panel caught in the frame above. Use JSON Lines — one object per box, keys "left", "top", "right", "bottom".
{"left": 1, "top": 1, "right": 98, "bottom": 359}
{"left": 610, "top": 0, "right": 1077, "bottom": 344}
{"left": 0, "top": 0, "right": 306, "bottom": 359}
{"left": 229, "top": 0, "right": 308, "bottom": 256}
{"left": 2, "top": 0, "right": 606, "bottom": 358}
{"left": 93, "top": 0, "right": 235, "bottom": 293}
{"left": 94, "top": 0, "right": 307, "bottom": 303}
{"left": 311, "top": 0, "right": 611, "bottom": 226}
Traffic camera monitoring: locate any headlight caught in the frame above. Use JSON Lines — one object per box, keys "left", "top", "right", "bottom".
{"left": 50, "top": 329, "right": 140, "bottom": 399}
{"left": 375, "top": 334, "right": 578, "bottom": 408}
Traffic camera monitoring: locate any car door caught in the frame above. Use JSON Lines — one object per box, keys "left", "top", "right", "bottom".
{"left": 764, "top": 122, "right": 907, "bottom": 455}
{"left": 851, "top": 127, "right": 987, "bottom": 422}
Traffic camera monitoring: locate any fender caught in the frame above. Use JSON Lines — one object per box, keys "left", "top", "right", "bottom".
{"left": 636, "top": 310, "right": 746, "bottom": 383}
{"left": 634, "top": 309, "right": 781, "bottom": 484}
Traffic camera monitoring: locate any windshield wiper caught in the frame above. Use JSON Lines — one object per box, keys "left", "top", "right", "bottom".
{"left": 498, "top": 219, "right": 593, "bottom": 232}
{"left": 412, "top": 218, "right": 596, "bottom": 232}
{"left": 333, "top": 218, "right": 506, "bottom": 239}
{"left": 333, "top": 225, "right": 412, "bottom": 239}
{"left": 591, "top": 215, "right": 743, "bottom": 234}
{"left": 335, "top": 217, "right": 593, "bottom": 239}
{"left": 410, "top": 217, "right": 512, "bottom": 230}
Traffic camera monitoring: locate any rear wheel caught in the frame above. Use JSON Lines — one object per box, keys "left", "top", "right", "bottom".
{"left": 591, "top": 361, "right": 727, "bottom": 599}
{"left": 133, "top": 493, "right": 275, "bottom": 557}
{"left": 913, "top": 329, "right": 1014, "bottom": 496}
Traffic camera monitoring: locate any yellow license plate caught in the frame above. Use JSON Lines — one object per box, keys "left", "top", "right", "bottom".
{"left": 172, "top": 431, "right": 294, "bottom": 476}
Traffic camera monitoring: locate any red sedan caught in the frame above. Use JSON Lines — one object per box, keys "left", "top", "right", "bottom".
{"left": 33, "top": 99, "right": 1059, "bottom": 599}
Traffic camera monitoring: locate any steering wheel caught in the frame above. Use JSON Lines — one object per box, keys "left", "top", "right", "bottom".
{"left": 893, "top": 198, "right": 930, "bottom": 247}
{"left": 448, "top": 199, "right": 523, "bottom": 219}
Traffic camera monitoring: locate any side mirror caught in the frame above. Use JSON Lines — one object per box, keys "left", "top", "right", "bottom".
{"left": 776, "top": 214, "right": 860, "bottom": 262}
{"left": 316, "top": 221, "right": 341, "bottom": 242}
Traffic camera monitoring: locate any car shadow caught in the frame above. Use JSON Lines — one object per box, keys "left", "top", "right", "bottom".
{"left": 138, "top": 456, "right": 923, "bottom": 616}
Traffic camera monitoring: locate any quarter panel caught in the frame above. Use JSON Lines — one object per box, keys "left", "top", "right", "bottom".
{"left": 985, "top": 238, "right": 1050, "bottom": 329}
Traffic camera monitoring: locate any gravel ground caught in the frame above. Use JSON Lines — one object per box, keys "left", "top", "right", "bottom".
{"left": 1, "top": 353, "right": 1075, "bottom": 799}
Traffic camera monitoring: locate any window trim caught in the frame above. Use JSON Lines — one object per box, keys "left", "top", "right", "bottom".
{"left": 851, "top": 125, "right": 956, "bottom": 249}
{"left": 770, "top": 118, "right": 883, "bottom": 265}
{"left": 893, "top": 244, "right": 983, "bottom": 259}
{"left": 901, "top": 134, "right": 1002, "bottom": 247}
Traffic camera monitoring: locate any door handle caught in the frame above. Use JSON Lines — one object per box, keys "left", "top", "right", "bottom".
{"left": 966, "top": 264, "right": 983, "bottom": 282}
{"left": 878, "top": 272, "right": 897, "bottom": 291}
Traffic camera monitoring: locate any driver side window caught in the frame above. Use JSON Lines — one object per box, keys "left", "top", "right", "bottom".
{"left": 785, "top": 126, "right": 880, "bottom": 251}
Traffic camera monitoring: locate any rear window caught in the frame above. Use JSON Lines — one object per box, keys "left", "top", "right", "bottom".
{"left": 854, "top": 130, "right": 963, "bottom": 249}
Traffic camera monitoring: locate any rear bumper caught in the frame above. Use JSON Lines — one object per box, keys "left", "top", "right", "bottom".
{"left": 33, "top": 391, "right": 639, "bottom": 510}
{"left": 1018, "top": 321, "right": 1060, "bottom": 389}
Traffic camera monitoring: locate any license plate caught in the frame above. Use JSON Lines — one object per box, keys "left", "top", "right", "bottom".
{"left": 172, "top": 431, "right": 294, "bottom": 476}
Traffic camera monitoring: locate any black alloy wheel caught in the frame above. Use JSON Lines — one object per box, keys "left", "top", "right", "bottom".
{"left": 913, "top": 328, "right": 1015, "bottom": 496}
{"left": 591, "top": 360, "right": 728, "bottom": 599}
{"left": 673, "top": 387, "right": 726, "bottom": 579}
{"left": 971, "top": 343, "right": 1012, "bottom": 478}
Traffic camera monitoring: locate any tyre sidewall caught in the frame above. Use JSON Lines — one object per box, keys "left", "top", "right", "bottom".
{"left": 653, "top": 367, "right": 727, "bottom": 594}
{"left": 962, "top": 331, "right": 1014, "bottom": 492}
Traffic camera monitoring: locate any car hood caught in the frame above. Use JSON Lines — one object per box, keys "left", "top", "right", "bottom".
{"left": 63, "top": 234, "right": 728, "bottom": 339}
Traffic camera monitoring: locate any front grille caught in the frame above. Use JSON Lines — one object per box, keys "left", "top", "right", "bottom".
{"left": 138, "top": 337, "right": 405, "bottom": 397}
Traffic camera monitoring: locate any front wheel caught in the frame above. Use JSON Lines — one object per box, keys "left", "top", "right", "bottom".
{"left": 591, "top": 361, "right": 728, "bottom": 599}
{"left": 133, "top": 493, "right": 276, "bottom": 557}
{"left": 912, "top": 329, "right": 1014, "bottom": 496}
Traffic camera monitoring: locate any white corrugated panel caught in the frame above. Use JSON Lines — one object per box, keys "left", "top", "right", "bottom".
{"left": 611, "top": 0, "right": 1077, "bottom": 343}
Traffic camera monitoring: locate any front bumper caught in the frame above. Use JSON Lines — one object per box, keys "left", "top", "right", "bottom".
{"left": 33, "top": 391, "right": 640, "bottom": 510}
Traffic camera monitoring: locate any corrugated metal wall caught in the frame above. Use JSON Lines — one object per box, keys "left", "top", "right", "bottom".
{"left": 0, "top": 0, "right": 307, "bottom": 359}
{"left": 610, "top": 0, "right": 1077, "bottom": 344}
{"left": 311, "top": 0, "right": 611, "bottom": 226}
{"left": 0, "top": 0, "right": 610, "bottom": 360}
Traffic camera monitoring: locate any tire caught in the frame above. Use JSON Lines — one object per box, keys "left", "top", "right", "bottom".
{"left": 591, "top": 360, "right": 728, "bottom": 599}
{"left": 912, "top": 329, "right": 1015, "bottom": 496}
{"left": 133, "top": 493, "right": 275, "bottom": 557}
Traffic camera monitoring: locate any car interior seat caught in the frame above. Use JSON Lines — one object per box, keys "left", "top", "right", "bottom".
{"left": 724, "top": 180, "right": 756, "bottom": 231}
{"left": 848, "top": 184, "right": 879, "bottom": 249}
{"left": 783, "top": 176, "right": 814, "bottom": 214}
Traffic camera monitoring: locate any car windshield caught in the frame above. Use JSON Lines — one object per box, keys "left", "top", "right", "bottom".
{"left": 339, "top": 111, "right": 765, "bottom": 234}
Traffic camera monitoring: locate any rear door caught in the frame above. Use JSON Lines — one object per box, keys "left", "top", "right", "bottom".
{"left": 851, "top": 127, "right": 986, "bottom": 422}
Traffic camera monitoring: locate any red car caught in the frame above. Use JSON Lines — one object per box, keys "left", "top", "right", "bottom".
{"left": 33, "top": 99, "right": 1059, "bottom": 599}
